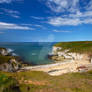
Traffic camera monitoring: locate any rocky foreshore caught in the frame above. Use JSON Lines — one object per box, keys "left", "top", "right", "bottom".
{"left": 0, "top": 47, "right": 24, "bottom": 72}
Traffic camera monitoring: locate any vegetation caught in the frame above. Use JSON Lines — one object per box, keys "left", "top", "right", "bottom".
{"left": 1, "top": 44, "right": 92, "bottom": 92}
{"left": 0, "top": 55, "right": 14, "bottom": 65}
{"left": 0, "top": 70, "right": 92, "bottom": 92}
{"left": 0, "top": 47, "right": 7, "bottom": 51}
{"left": 0, "top": 47, "right": 13, "bottom": 65}
{"left": 0, "top": 72, "right": 20, "bottom": 92}
{"left": 54, "top": 41, "right": 92, "bottom": 54}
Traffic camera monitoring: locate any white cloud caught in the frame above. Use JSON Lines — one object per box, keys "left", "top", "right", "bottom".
{"left": 34, "top": 24, "right": 46, "bottom": 29}
{"left": 31, "top": 16, "right": 44, "bottom": 20}
{"left": 0, "top": 0, "right": 12, "bottom": 3}
{"left": 47, "top": 8, "right": 92, "bottom": 26}
{"left": 48, "top": 15, "right": 92, "bottom": 26}
{"left": 41, "top": 0, "right": 92, "bottom": 26}
{"left": 0, "top": 22, "right": 33, "bottom": 30}
{"left": 1, "top": 8, "right": 20, "bottom": 18}
{"left": 53, "top": 30, "right": 71, "bottom": 32}
{"left": 0, "top": 0, "right": 23, "bottom": 3}
{"left": 21, "top": 23, "right": 46, "bottom": 29}
{"left": 86, "top": 0, "right": 92, "bottom": 10}
{"left": 83, "top": 18, "right": 92, "bottom": 24}
{"left": 69, "top": 11, "right": 92, "bottom": 18}
{"left": 48, "top": 17, "right": 81, "bottom": 26}
{"left": 45, "top": 0, "right": 79, "bottom": 13}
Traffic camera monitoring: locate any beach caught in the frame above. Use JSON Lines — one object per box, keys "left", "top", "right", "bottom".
{"left": 21, "top": 59, "right": 92, "bottom": 76}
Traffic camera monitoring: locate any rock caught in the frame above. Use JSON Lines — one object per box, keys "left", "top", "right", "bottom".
{"left": 50, "top": 46, "right": 90, "bottom": 61}
{"left": 0, "top": 48, "right": 8, "bottom": 56}
{"left": 0, "top": 47, "right": 22, "bottom": 72}
{"left": 0, "top": 58, "right": 21, "bottom": 72}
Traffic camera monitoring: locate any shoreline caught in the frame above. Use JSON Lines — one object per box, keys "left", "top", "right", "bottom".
{"left": 1, "top": 42, "right": 92, "bottom": 76}
{"left": 20, "top": 59, "right": 92, "bottom": 76}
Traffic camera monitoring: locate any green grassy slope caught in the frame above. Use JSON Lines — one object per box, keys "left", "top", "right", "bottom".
{"left": 0, "top": 70, "right": 92, "bottom": 92}
{"left": 0, "top": 72, "right": 20, "bottom": 92}
{"left": 0, "top": 47, "right": 13, "bottom": 65}
{"left": 0, "top": 55, "right": 13, "bottom": 64}
{"left": 54, "top": 41, "right": 92, "bottom": 53}
{"left": 0, "top": 48, "right": 7, "bottom": 50}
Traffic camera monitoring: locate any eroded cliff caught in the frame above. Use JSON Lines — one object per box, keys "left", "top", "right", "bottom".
{"left": 0, "top": 48, "right": 22, "bottom": 72}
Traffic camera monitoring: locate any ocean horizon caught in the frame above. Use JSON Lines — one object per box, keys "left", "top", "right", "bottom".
{"left": 0, "top": 42, "right": 56, "bottom": 65}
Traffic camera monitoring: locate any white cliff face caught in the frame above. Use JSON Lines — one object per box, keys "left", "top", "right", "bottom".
{"left": 0, "top": 49, "right": 8, "bottom": 56}
{"left": 0, "top": 58, "right": 21, "bottom": 72}
{"left": 52, "top": 46, "right": 89, "bottom": 60}
{"left": 67, "top": 53, "right": 89, "bottom": 60}
{"left": 0, "top": 48, "right": 21, "bottom": 72}
{"left": 52, "top": 47, "right": 62, "bottom": 55}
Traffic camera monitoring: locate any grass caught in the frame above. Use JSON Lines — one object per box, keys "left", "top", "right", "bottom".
{"left": 0, "top": 70, "right": 92, "bottom": 92}
{"left": 0, "top": 48, "right": 6, "bottom": 50}
{"left": 0, "top": 54, "right": 21, "bottom": 65}
{"left": 0, "top": 55, "right": 15, "bottom": 65}
{"left": 54, "top": 41, "right": 92, "bottom": 54}
{"left": 0, "top": 43, "right": 92, "bottom": 92}
{"left": 0, "top": 72, "right": 20, "bottom": 92}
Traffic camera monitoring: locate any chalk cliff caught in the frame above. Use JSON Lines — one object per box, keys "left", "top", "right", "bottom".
{"left": 50, "top": 46, "right": 91, "bottom": 62}
{"left": 0, "top": 48, "right": 22, "bottom": 72}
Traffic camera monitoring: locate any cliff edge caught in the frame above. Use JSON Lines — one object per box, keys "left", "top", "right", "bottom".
{"left": 49, "top": 41, "right": 92, "bottom": 62}
{"left": 0, "top": 47, "right": 22, "bottom": 72}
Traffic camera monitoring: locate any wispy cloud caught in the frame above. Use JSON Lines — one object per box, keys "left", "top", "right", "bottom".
{"left": 69, "top": 11, "right": 92, "bottom": 18}
{"left": 53, "top": 30, "right": 71, "bottom": 32}
{"left": 0, "top": 0, "right": 12, "bottom": 3}
{"left": 1, "top": 8, "right": 20, "bottom": 18}
{"left": 34, "top": 24, "right": 46, "bottom": 29}
{"left": 48, "top": 17, "right": 81, "bottom": 26}
{"left": 86, "top": 0, "right": 92, "bottom": 10}
{"left": 44, "top": 0, "right": 79, "bottom": 13}
{"left": 0, "top": 0, "right": 23, "bottom": 4}
{"left": 31, "top": 16, "right": 44, "bottom": 20}
{"left": 47, "top": 10, "right": 92, "bottom": 26}
{"left": 0, "top": 22, "right": 34, "bottom": 30}
{"left": 21, "top": 23, "right": 46, "bottom": 29}
{"left": 40, "top": 0, "right": 92, "bottom": 26}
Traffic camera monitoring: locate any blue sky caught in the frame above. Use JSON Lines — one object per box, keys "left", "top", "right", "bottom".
{"left": 0, "top": 0, "right": 92, "bottom": 42}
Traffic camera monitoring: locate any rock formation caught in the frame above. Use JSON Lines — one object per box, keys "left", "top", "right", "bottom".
{"left": 0, "top": 48, "right": 22, "bottom": 72}
{"left": 49, "top": 46, "right": 90, "bottom": 62}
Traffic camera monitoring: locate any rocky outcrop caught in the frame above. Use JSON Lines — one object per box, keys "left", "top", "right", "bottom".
{"left": 49, "top": 46, "right": 90, "bottom": 62}
{"left": 0, "top": 48, "right": 8, "bottom": 56}
{"left": 0, "top": 58, "right": 21, "bottom": 72}
{"left": 0, "top": 48, "right": 22, "bottom": 72}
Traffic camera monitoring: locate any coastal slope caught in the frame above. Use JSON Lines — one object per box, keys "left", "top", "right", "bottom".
{"left": 1, "top": 42, "right": 92, "bottom": 92}
{"left": 23, "top": 41, "right": 92, "bottom": 76}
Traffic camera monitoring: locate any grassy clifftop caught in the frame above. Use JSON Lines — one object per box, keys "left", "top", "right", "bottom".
{"left": 0, "top": 47, "right": 7, "bottom": 50}
{"left": 54, "top": 41, "right": 92, "bottom": 53}
{"left": 0, "top": 55, "right": 14, "bottom": 64}
{"left": 0, "top": 72, "right": 20, "bottom": 92}
{"left": 1, "top": 70, "right": 92, "bottom": 92}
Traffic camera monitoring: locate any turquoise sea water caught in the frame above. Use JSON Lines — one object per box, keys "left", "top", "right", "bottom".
{"left": 0, "top": 42, "right": 55, "bottom": 65}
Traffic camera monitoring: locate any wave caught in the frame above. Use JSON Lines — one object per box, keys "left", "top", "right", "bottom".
{"left": 12, "top": 53, "right": 18, "bottom": 56}
{"left": 32, "top": 53, "right": 36, "bottom": 55}
{"left": 7, "top": 48, "right": 18, "bottom": 56}
{"left": 7, "top": 48, "right": 14, "bottom": 53}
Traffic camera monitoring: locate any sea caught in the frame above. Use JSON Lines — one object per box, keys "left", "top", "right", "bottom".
{"left": 0, "top": 42, "right": 56, "bottom": 65}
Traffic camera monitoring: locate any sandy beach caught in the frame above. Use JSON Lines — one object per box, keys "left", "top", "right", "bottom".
{"left": 21, "top": 60, "right": 92, "bottom": 76}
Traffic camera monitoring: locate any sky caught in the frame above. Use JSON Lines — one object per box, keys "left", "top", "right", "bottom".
{"left": 0, "top": 0, "right": 92, "bottom": 42}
